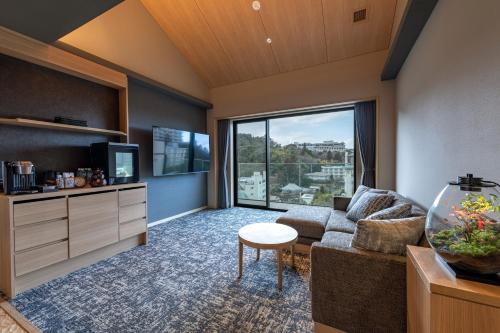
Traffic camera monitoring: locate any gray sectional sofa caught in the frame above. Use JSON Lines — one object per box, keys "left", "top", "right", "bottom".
{"left": 276, "top": 191, "right": 426, "bottom": 333}
{"left": 276, "top": 197, "right": 355, "bottom": 245}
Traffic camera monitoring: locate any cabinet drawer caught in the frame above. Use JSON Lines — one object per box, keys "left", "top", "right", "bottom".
{"left": 15, "top": 241, "right": 68, "bottom": 276}
{"left": 14, "top": 198, "right": 67, "bottom": 226}
{"left": 119, "top": 188, "right": 146, "bottom": 207}
{"left": 15, "top": 219, "right": 68, "bottom": 252}
{"left": 119, "top": 203, "right": 146, "bottom": 224}
{"left": 69, "top": 191, "right": 119, "bottom": 258}
{"left": 120, "top": 218, "right": 147, "bottom": 240}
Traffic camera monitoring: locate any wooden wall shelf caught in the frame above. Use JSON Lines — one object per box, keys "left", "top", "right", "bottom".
{"left": 0, "top": 27, "right": 129, "bottom": 142}
{"left": 0, "top": 117, "right": 127, "bottom": 137}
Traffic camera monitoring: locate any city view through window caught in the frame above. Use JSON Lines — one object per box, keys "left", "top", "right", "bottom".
{"left": 235, "top": 110, "right": 355, "bottom": 209}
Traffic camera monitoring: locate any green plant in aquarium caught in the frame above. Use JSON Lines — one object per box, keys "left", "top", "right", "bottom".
{"left": 430, "top": 193, "right": 500, "bottom": 257}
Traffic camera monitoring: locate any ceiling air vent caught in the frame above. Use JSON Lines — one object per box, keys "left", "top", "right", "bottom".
{"left": 353, "top": 8, "right": 367, "bottom": 23}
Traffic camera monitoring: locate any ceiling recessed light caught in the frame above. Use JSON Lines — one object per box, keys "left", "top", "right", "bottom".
{"left": 252, "top": 1, "right": 261, "bottom": 11}
{"left": 266, "top": 37, "right": 272, "bottom": 44}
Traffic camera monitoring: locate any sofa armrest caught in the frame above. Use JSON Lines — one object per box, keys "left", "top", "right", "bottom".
{"left": 310, "top": 241, "right": 407, "bottom": 332}
{"left": 333, "top": 196, "right": 351, "bottom": 211}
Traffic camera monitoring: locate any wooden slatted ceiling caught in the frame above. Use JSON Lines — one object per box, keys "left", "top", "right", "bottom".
{"left": 323, "top": 0, "right": 397, "bottom": 62}
{"left": 195, "top": 0, "right": 279, "bottom": 82}
{"left": 141, "top": 0, "right": 397, "bottom": 88}
{"left": 140, "top": 0, "right": 238, "bottom": 87}
{"left": 259, "top": 0, "right": 327, "bottom": 72}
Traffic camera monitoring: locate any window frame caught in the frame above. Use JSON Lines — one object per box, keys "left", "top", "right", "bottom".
{"left": 233, "top": 106, "right": 357, "bottom": 211}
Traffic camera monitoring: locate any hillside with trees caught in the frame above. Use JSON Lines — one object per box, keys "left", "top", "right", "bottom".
{"left": 236, "top": 133, "right": 350, "bottom": 207}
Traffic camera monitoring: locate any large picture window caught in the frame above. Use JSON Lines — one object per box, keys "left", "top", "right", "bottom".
{"left": 234, "top": 108, "right": 355, "bottom": 210}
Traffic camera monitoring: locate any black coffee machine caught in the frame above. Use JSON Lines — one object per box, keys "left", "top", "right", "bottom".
{"left": 0, "top": 161, "right": 37, "bottom": 195}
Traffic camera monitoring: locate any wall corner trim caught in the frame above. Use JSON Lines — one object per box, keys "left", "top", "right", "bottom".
{"left": 148, "top": 206, "right": 208, "bottom": 227}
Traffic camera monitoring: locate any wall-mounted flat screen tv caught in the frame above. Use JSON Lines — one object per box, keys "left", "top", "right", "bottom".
{"left": 153, "top": 126, "right": 210, "bottom": 176}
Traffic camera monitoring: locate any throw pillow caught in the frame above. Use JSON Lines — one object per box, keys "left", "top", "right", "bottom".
{"left": 366, "top": 203, "right": 412, "bottom": 220}
{"left": 345, "top": 192, "right": 394, "bottom": 222}
{"left": 388, "top": 190, "right": 426, "bottom": 217}
{"left": 350, "top": 216, "right": 425, "bottom": 255}
{"left": 346, "top": 185, "right": 388, "bottom": 212}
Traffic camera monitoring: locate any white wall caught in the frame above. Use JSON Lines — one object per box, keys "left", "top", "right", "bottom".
{"left": 396, "top": 0, "right": 500, "bottom": 208}
{"left": 208, "top": 51, "right": 396, "bottom": 207}
{"left": 60, "top": 0, "right": 209, "bottom": 101}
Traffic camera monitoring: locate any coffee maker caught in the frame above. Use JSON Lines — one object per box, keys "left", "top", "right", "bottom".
{"left": 1, "top": 161, "right": 37, "bottom": 195}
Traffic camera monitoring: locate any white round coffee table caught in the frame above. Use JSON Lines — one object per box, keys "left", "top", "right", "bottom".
{"left": 238, "top": 223, "right": 298, "bottom": 290}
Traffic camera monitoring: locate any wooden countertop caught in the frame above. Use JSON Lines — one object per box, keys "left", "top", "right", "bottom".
{"left": 407, "top": 246, "right": 500, "bottom": 308}
{"left": 0, "top": 183, "right": 147, "bottom": 202}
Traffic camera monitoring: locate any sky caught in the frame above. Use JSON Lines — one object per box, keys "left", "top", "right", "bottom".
{"left": 237, "top": 110, "right": 354, "bottom": 149}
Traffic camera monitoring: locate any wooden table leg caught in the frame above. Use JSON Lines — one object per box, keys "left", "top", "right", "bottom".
{"left": 238, "top": 241, "right": 243, "bottom": 278}
{"left": 256, "top": 248, "right": 260, "bottom": 261}
{"left": 277, "top": 249, "right": 283, "bottom": 290}
{"left": 291, "top": 245, "right": 295, "bottom": 268}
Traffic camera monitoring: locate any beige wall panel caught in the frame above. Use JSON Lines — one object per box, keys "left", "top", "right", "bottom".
{"left": 208, "top": 51, "right": 396, "bottom": 207}
{"left": 141, "top": 0, "right": 238, "bottom": 87}
{"left": 60, "top": 0, "right": 209, "bottom": 100}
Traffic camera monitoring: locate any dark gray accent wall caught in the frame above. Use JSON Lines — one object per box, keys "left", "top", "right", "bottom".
{"left": 127, "top": 78, "right": 208, "bottom": 223}
{"left": 0, "top": 53, "right": 207, "bottom": 223}
{"left": 381, "top": 0, "right": 439, "bottom": 80}
{"left": 0, "top": 53, "right": 118, "bottom": 172}
{"left": 0, "top": 0, "right": 122, "bottom": 42}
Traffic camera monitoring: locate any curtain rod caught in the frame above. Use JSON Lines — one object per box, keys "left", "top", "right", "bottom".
{"left": 225, "top": 100, "right": 363, "bottom": 121}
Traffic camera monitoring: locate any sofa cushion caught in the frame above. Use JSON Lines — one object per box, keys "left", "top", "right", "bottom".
{"left": 388, "top": 190, "right": 426, "bottom": 217}
{"left": 333, "top": 197, "right": 351, "bottom": 211}
{"left": 346, "top": 185, "right": 370, "bottom": 212}
{"left": 346, "top": 185, "right": 388, "bottom": 212}
{"left": 325, "top": 210, "right": 357, "bottom": 234}
{"left": 366, "top": 203, "right": 412, "bottom": 220}
{"left": 350, "top": 216, "right": 425, "bottom": 256}
{"left": 320, "top": 231, "right": 353, "bottom": 248}
{"left": 345, "top": 192, "right": 394, "bottom": 222}
{"left": 276, "top": 206, "right": 331, "bottom": 240}
{"left": 297, "top": 236, "right": 323, "bottom": 246}
{"left": 411, "top": 206, "right": 427, "bottom": 217}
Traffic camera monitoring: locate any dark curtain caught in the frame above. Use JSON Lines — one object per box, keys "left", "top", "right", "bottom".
{"left": 354, "top": 101, "right": 376, "bottom": 187}
{"left": 217, "top": 119, "right": 230, "bottom": 208}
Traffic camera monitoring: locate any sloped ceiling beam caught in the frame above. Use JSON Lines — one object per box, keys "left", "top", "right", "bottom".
{"left": 0, "top": 0, "right": 123, "bottom": 43}
{"left": 381, "top": 0, "right": 439, "bottom": 80}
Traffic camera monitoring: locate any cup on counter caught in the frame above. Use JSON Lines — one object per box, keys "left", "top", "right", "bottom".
{"left": 63, "top": 172, "right": 75, "bottom": 188}
{"left": 56, "top": 174, "right": 64, "bottom": 189}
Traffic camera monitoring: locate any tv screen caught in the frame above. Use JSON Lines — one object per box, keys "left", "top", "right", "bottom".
{"left": 116, "top": 152, "right": 134, "bottom": 178}
{"left": 153, "top": 127, "right": 211, "bottom": 176}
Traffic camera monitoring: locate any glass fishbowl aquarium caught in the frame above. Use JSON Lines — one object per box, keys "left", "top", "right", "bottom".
{"left": 426, "top": 174, "right": 500, "bottom": 275}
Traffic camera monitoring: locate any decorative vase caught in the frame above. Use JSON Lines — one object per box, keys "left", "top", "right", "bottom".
{"left": 425, "top": 174, "right": 500, "bottom": 275}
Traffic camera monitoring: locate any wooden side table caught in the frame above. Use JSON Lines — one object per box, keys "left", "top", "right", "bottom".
{"left": 238, "top": 223, "right": 298, "bottom": 290}
{"left": 407, "top": 246, "right": 500, "bottom": 333}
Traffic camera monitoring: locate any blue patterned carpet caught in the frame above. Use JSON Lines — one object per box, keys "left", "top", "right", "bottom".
{"left": 11, "top": 208, "right": 313, "bottom": 333}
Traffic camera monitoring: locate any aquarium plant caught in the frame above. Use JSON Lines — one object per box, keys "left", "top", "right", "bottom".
{"left": 426, "top": 174, "right": 500, "bottom": 274}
